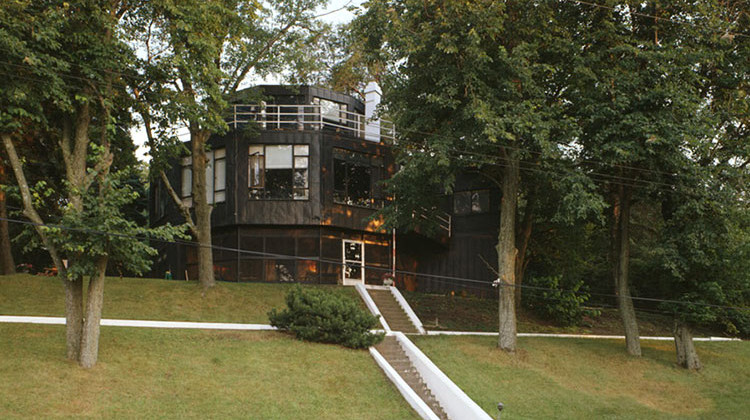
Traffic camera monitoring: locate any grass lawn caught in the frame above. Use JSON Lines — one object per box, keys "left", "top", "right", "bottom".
{"left": 0, "top": 274, "right": 358, "bottom": 323}
{"left": 0, "top": 323, "right": 419, "bottom": 419}
{"left": 412, "top": 335, "right": 750, "bottom": 419}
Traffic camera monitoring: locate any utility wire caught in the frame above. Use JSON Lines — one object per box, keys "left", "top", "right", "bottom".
{"left": 569, "top": 0, "right": 750, "bottom": 39}
{"left": 2, "top": 215, "right": 747, "bottom": 314}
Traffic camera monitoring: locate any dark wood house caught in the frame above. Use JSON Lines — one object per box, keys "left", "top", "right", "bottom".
{"left": 149, "top": 85, "right": 500, "bottom": 293}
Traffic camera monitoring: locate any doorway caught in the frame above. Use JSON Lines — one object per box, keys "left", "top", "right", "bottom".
{"left": 342, "top": 239, "right": 364, "bottom": 285}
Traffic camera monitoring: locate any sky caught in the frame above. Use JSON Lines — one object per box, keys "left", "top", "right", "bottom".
{"left": 132, "top": 0, "right": 366, "bottom": 162}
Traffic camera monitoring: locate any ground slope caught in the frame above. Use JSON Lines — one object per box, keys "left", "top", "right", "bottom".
{"left": 412, "top": 335, "right": 749, "bottom": 419}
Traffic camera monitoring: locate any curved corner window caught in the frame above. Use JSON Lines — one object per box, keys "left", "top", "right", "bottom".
{"left": 180, "top": 148, "right": 226, "bottom": 206}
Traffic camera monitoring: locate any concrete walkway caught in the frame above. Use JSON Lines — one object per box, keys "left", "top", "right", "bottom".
{"left": 0, "top": 316, "right": 741, "bottom": 341}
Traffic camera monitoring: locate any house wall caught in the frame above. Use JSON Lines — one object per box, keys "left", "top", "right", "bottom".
{"left": 148, "top": 86, "right": 501, "bottom": 293}
{"left": 395, "top": 173, "right": 501, "bottom": 296}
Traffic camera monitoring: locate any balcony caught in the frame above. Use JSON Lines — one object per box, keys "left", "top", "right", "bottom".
{"left": 228, "top": 103, "right": 396, "bottom": 143}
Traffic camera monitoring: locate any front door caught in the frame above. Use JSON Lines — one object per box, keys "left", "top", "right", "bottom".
{"left": 342, "top": 239, "right": 365, "bottom": 285}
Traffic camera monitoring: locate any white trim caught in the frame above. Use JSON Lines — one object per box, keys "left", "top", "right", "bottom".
{"left": 389, "top": 286, "right": 426, "bottom": 334}
{"left": 369, "top": 346, "right": 440, "bottom": 420}
{"left": 355, "top": 284, "right": 391, "bottom": 332}
{"left": 394, "top": 332, "right": 493, "bottom": 420}
{"left": 0, "top": 316, "right": 277, "bottom": 331}
{"left": 3, "top": 316, "right": 739, "bottom": 343}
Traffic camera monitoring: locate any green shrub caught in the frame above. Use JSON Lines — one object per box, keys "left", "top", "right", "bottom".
{"left": 523, "top": 275, "right": 597, "bottom": 326}
{"left": 268, "top": 285, "right": 384, "bottom": 349}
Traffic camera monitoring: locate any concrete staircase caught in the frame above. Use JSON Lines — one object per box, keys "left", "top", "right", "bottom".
{"left": 368, "top": 289, "right": 420, "bottom": 334}
{"left": 375, "top": 335, "right": 449, "bottom": 420}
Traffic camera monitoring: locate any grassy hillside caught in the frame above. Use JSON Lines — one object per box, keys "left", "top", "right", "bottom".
{"left": 404, "top": 291, "right": 722, "bottom": 337}
{"left": 0, "top": 274, "right": 357, "bottom": 323}
{"left": 412, "top": 335, "right": 750, "bottom": 419}
{"left": 0, "top": 324, "right": 418, "bottom": 419}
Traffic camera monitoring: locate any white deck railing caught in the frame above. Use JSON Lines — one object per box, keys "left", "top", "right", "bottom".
{"left": 228, "top": 103, "right": 396, "bottom": 142}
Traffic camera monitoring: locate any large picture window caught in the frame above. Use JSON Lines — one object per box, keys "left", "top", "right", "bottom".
{"left": 333, "top": 148, "right": 383, "bottom": 208}
{"left": 181, "top": 148, "right": 226, "bottom": 206}
{"left": 249, "top": 144, "right": 309, "bottom": 200}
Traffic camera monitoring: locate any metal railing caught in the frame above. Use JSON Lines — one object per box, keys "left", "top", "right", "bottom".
{"left": 414, "top": 207, "right": 452, "bottom": 237}
{"left": 229, "top": 103, "right": 396, "bottom": 142}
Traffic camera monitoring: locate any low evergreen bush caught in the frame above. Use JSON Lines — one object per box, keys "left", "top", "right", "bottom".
{"left": 268, "top": 285, "right": 384, "bottom": 349}
{"left": 523, "top": 275, "right": 598, "bottom": 326}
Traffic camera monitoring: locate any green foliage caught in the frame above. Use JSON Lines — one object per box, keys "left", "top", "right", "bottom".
{"left": 268, "top": 285, "right": 384, "bottom": 349}
{"left": 128, "top": 0, "right": 331, "bottom": 172}
{"left": 523, "top": 275, "right": 597, "bottom": 327}
{"left": 17, "top": 167, "right": 188, "bottom": 280}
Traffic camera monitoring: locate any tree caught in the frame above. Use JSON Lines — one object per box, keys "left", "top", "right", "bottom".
{"left": 0, "top": 0, "right": 181, "bottom": 368}
{"left": 648, "top": 3, "right": 750, "bottom": 368}
{"left": 354, "top": 0, "right": 594, "bottom": 352}
{"left": 562, "top": 1, "right": 719, "bottom": 356}
{"left": 128, "top": 0, "right": 330, "bottom": 288}
{"left": 0, "top": 164, "right": 16, "bottom": 274}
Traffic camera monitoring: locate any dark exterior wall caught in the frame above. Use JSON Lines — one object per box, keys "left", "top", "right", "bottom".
{"left": 166, "top": 225, "right": 392, "bottom": 284}
{"left": 149, "top": 85, "right": 501, "bottom": 293}
{"left": 320, "top": 134, "right": 395, "bottom": 232}
{"left": 235, "top": 130, "right": 323, "bottom": 226}
{"left": 395, "top": 172, "right": 501, "bottom": 296}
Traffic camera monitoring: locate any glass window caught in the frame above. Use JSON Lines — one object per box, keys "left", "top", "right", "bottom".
{"left": 333, "top": 148, "right": 382, "bottom": 208}
{"left": 343, "top": 240, "right": 364, "bottom": 282}
{"left": 180, "top": 150, "right": 226, "bottom": 205}
{"left": 181, "top": 156, "right": 192, "bottom": 199}
{"left": 314, "top": 97, "right": 346, "bottom": 124}
{"left": 249, "top": 144, "right": 309, "bottom": 200}
{"left": 205, "top": 150, "right": 214, "bottom": 204}
{"left": 454, "top": 190, "right": 490, "bottom": 215}
{"left": 265, "top": 145, "right": 293, "bottom": 169}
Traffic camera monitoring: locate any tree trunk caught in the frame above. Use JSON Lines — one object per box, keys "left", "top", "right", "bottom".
{"left": 514, "top": 197, "right": 533, "bottom": 309}
{"left": 191, "top": 131, "right": 215, "bottom": 288}
{"left": 0, "top": 177, "right": 15, "bottom": 274}
{"left": 497, "top": 151, "right": 519, "bottom": 352}
{"left": 673, "top": 318, "right": 702, "bottom": 370}
{"left": 79, "top": 257, "right": 107, "bottom": 368}
{"left": 613, "top": 185, "right": 641, "bottom": 356}
{"left": 64, "top": 275, "right": 84, "bottom": 361}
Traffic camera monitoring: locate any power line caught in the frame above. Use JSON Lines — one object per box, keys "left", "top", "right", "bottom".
{"left": 404, "top": 143, "right": 685, "bottom": 192}
{"left": 569, "top": 0, "right": 750, "bottom": 39}
{"left": 2, "top": 215, "right": 747, "bottom": 314}
{"left": 393, "top": 128, "right": 690, "bottom": 181}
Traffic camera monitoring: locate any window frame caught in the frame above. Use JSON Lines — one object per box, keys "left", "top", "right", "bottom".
{"left": 180, "top": 148, "right": 226, "bottom": 206}
{"left": 248, "top": 144, "right": 310, "bottom": 201}
{"left": 333, "top": 148, "right": 383, "bottom": 209}
{"left": 313, "top": 97, "right": 347, "bottom": 125}
{"left": 453, "top": 189, "right": 490, "bottom": 215}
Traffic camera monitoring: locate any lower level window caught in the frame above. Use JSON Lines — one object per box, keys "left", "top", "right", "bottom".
{"left": 249, "top": 144, "right": 309, "bottom": 200}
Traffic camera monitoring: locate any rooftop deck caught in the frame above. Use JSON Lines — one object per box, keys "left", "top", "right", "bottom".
{"left": 228, "top": 103, "right": 396, "bottom": 142}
